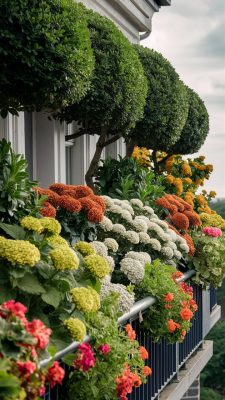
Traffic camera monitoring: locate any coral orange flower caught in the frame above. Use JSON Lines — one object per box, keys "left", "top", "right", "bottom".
{"left": 142, "top": 366, "right": 152, "bottom": 376}
{"left": 171, "top": 212, "right": 189, "bottom": 230}
{"left": 131, "top": 373, "right": 142, "bottom": 387}
{"left": 183, "top": 210, "right": 201, "bottom": 227}
{"left": 49, "top": 183, "right": 68, "bottom": 195}
{"left": 79, "top": 197, "right": 96, "bottom": 210}
{"left": 164, "top": 293, "right": 174, "bottom": 302}
{"left": 57, "top": 195, "right": 82, "bottom": 213}
{"left": 87, "top": 207, "right": 104, "bottom": 223}
{"left": 182, "top": 233, "right": 195, "bottom": 256}
{"left": 165, "top": 304, "right": 172, "bottom": 309}
{"left": 181, "top": 330, "right": 187, "bottom": 337}
{"left": 40, "top": 202, "right": 56, "bottom": 218}
{"left": 180, "top": 308, "right": 193, "bottom": 321}
{"left": 167, "top": 319, "right": 177, "bottom": 333}
{"left": 73, "top": 185, "right": 93, "bottom": 199}
{"left": 139, "top": 346, "right": 148, "bottom": 360}
{"left": 125, "top": 324, "right": 136, "bottom": 341}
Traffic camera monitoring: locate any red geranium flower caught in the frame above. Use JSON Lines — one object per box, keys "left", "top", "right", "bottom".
{"left": 46, "top": 361, "right": 65, "bottom": 388}
{"left": 25, "top": 320, "right": 51, "bottom": 349}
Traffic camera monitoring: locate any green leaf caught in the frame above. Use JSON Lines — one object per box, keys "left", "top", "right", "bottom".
{"left": 16, "top": 273, "right": 46, "bottom": 294}
{"left": 41, "top": 286, "right": 62, "bottom": 308}
{"left": 0, "top": 371, "right": 20, "bottom": 397}
{"left": 62, "top": 353, "right": 76, "bottom": 366}
{"left": 0, "top": 223, "right": 26, "bottom": 239}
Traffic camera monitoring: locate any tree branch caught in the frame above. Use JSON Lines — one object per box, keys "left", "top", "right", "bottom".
{"left": 103, "top": 135, "right": 120, "bottom": 147}
{"left": 65, "top": 131, "right": 86, "bottom": 141}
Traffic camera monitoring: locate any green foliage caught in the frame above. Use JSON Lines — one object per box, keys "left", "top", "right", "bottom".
{"left": 135, "top": 260, "right": 197, "bottom": 343}
{"left": 0, "top": 139, "right": 40, "bottom": 225}
{"left": 210, "top": 199, "right": 225, "bottom": 219}
{"left": 96, "top": 157, "right": 164, "bottom": 209}
{"left": 201, "top": 321, "right": 225, "bottom": 397}
{"left": 0, "top": 0, "right": 94, "bottom": 116}
{"left": 200, "top": 387, "right": 223, "bottom": 400}
{"left": 169, "top": 87, "right": 209, "bottom": 154}
{"left": 128, "top": 46, "right": 189, "bottom": 152}
{"left": 56, "top": 9, "right": 147, "bottom": 137}
{"left": 66, "top": 293, "right": 147, "bottom": 400}
{"left": 189, "top": 232, "right": 225, "bottom": 288}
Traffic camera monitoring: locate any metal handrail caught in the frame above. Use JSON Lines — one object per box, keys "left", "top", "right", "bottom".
{"left": 40, "top": 270, "right": 196, "bottom": 368}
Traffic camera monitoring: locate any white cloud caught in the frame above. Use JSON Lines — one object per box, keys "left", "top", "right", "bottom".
{"left": 143, "top": 0, "right": 225, "bottom": 197}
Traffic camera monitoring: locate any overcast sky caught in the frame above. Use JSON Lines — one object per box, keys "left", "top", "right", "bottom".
{"left": 143, "top": 0, "right": 225, "bottom": 198}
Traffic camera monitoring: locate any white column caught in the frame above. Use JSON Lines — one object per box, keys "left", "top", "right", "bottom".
{"left": 33, "top": 112, "right": 66, "bottom": 188}
{"left": 0, "top": 113, "right": 25, "bottom": 155}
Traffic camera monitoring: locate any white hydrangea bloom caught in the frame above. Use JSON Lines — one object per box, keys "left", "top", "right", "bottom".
{"left": 135, "top": 215, "right": 150, "bottom": 224}
{"left": 148, "top": 222, "right": 167, "bottom": 239}
{"left": 164, "top": 241, "right": 177, "bottom": 250}
{"left": 100, "top": 281, "right": 135, "bottom": 314}
{"left": 90, "top": 241, "right": 108, "bottom": 257}
{"left": 125, "top": 230, "right": 140, "bottom": 244}
{"left": 150, "top": 218, "right": 169, "bottom": 231}
{"left": 125, "top": 251, "right": 151, "bottom": 265}
{"left": 120, "top": 209, "right": 133, "bottom": 222}
{"left": 132, "top": 219, "right": 148, "bottom": 233}
{"left": 102, "top": 195, "right": 114, "bottom": 208}
{"left": 113, "top": 199, "right": 123, "bottom": 205}
{"left": 174, "top": 250, "right": 182, "bottom": 260}
{"left": 143, "top": 205, "right": 154, "bottom": 215}
{"left": 130, "top": 198, "right": 144, "bottom": 208}
{"left": 108, "top": 204, "right": 123, "bottom": 214}
{"left": 112, "top": 223, "right": 127, "bottom": 235}
{"left": 179, "top": 243, "right": 189, "bottom": 253}
{"left": 120, "top": 258, "right": 144, "bottom": 284}
{"left": 161, "top": 246, "right": 174, "bottom": 259}
{"left": 120, "top": 202, "right": 135, "bottom": 215}
{"left": 99, "top": 216, "right": 113, "bottom": 232}
{"left": 139, "top": 232, "right": 151, "bottom": 244}
{"left": 149, "top": 213, "right": 159, "bottom": 219}
{"left": 148, "top": 238, "right": 162, "bottom": 251}
{"left": 167, "top": 229, "right": 178, "bottom": 242}
{"left": 106, "top": 256, "right": 115, "bottom": 271}
{"left": 104, "top": 238, "right": 119, "bottom": 252}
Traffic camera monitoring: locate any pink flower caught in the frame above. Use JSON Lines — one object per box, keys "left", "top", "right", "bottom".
{"left": 98, "top": 344, "right": 111, "bottom": 355}
{"left": 39, "top": 386, "right": 46, "bottom": 396}
{"left": 25, "top": 320, "right": 52, "bottom": 349}
{"left": 16, "top": 361, "right": 36, "bottom": 378}
{"left": 46, "top": 361, "right": 65, "bottom": 389}
{"left": 1, "top": 300, "right": 27, "bottom": 324}
{"left": 73, "top": 343, "right": 95, "bottom": 372}
{"left": 202, "top": 226, "right": 222, "bottom": 237}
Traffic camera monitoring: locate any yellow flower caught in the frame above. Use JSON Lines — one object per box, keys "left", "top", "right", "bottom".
{"left": 196, "top": 164, "right": 206, "bottom": 171}
{"left": 182, "top": 162, "right": 192, "bottom": 176}
{"left": 20, "top": 216, "right": 43, "bottom": 233}
{"left": 50, "top": 246, "right": 79, "bottom": 271}
{"left": 198, "top": 156, "right": 205, "bottom": 161}
{"left": 182, "top": 178, "right": 192, "bottom": 185}
{"left": 200, "top": 213, "right": 225, "bottom": 229}
{"left": 166, "top": 175, "right": 174, "bottom": 184}
{"left": 209, "top": 191, "right": 217, "bottom": 198}
{"left": 70, "top": 287, "right": 100, "bottom": 312}
{"left": 40, "top": 217, "right": 61, "bottom": 235}
{"left": 47, "top": 235, "right": 68, "bottom": 247}
{"left": 64, "top": 318, "right": 86, "bottom": 341}
{"left": 165, "top": 156, "right": 174, "bottom": 172}
{"left": 84, "top": 255, "right": 110, "bottom": 279}
{"left": 186, "top": 191, "right": 195, "bottom": 198}
{"left": 173, "top": 178, "right": 183, "bottom": 196}
{"left": 196, "top": 195, "right": 207, "bottom": 206}
{"left": 205, "top": 164, "right": 213, "bottom": 172}
{"left": 0, "top": 237, "right": 40, "bottom": 266}
{"left": 74, "top": 241, "right": 96, "bottom": 257}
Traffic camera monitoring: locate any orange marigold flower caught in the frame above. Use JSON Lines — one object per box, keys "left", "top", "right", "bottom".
{"left": 125, "top": 324, "right": 136, "bottom": 341}
{"left": 73, "top": 185, "right": 93, "bottom": 199}
{"left": 166, "top": 175, "right": 174, "bottom": 184}
{"left": 142, "top": 366, "right": 152, "bottom": 377}
{"left": 155, "top": 197, "right": 178, "bottom": 215}
{"left": 183, "top": 210, "right": 201, "bottom": 227}
{"left": 87, "top": 207, "right": 104, "bottom": 223}
{"left": 173, "top": 195, "right": 192, "bottom": 211}
{"left": 88, "top": 194, "right": 106, "bottom": 212}
{"left": 164, "top": 195, "right": 185, "bottom": 212}
{"left": 190, "top": 299, "right": 198, "bottom": 311}
{"left": 180, "top": 308, "right": 193, "bottom": 321}
{"left": 131, "top": 373, "right": 142, "bottom": 387}
{"left": 181, "top": 330, "right": 187, "bottom": 337}
{"left": 57, "top": 195, "right": 82, "bottom": 213}
{"left": 139, "top": 346, "right": 148, "bottom": 360}
{"left": 171, "top": 212, "right": 189, "bottom": 231}
{"left": 164, "top": 293, "right": 174, "bottom": 302}
{"left": 182, "top": 162, "right": 192, "bottom": 176}
{"left": 167, "top": 319, "right": 177, "bottom": 333}
{"left": 79, "top": 197, "right": 96, "bottom": 211}
{"left": 165, "top": 304, "right": 172, "bottom": 309}
{"left": 183, "top": 178, "right": 192, "bottom": 185}
{"left": 176, "top": 323, "right": 181, "bottom": 329}
{"left": 49, "top": 183, "right": 68, "bottom": 195}
{"left": 40, "top": 202, "right": 56, "bottom": 218}
{"left": 172, "top": 271, "right": 183, "bottom": 281}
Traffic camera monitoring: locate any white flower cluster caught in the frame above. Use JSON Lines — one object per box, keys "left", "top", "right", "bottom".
{"left": 119, "top": 251, "right": 150, "bottom": 284}
{"left": 100, "top": 280, "right": 135, "bottom": 314}
{"left": 97, "top": 196, "right": 190, "bottom": 264}
{"left": 104, "top": 238, "right": 119, "bottom": 252}
{"left": 89, "top": 241, "right": 114, "bottom": 271}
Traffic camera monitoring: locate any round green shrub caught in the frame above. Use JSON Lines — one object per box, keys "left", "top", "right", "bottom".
{"left": 128, "top": 46, "right": 189, "bottom": 152}
{"left": 0, "top": 0, "right": 94, "bottom": 116}
{"left": 169, "top": 87, "right": 209, "bottom": 154}
{"left": 56, "top": 9, "right": 148, "bottom": 136}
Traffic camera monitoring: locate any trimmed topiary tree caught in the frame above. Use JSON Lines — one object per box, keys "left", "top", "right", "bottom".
{"left": 168, "top": 87, "right": 209, "bottom": 155}
{"left": 55, "top": 9, "right": 148, "bottom": 189}
{"left": 0, "top": 0, "right": 94, "bottom": 117}
{"left": 126, "top": 46, "right": 189, "bottom": 158}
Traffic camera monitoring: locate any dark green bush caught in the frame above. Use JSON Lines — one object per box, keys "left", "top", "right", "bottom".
{"left": 56, "top": 9, "right": 148, "bottom": 136}
{"left": 0, "top": 0, "right": 94, "bottom": 116}
{"left": 169, "top": 87, "right": 209, "bottom": 154}
{"left": 127, "top": 46, "right": 189, "bottom": 152}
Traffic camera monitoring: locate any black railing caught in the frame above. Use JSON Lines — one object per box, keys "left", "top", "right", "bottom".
{"left": 41, "top": 271, "right": 214, "bottom": 400}
{"left": 210, "top": 286, "right": 217, "bottom": 312}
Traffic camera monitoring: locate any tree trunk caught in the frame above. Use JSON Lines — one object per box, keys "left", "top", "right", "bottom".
{"left": 85, "top": 128, "right": 107, "bottom": 191}
{"left": 125, "top": 139, "right": 136, "bottom": 158}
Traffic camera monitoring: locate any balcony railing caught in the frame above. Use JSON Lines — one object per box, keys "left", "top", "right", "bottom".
{"left": 41, "top": 271, "right": 216, "bottom": 400}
